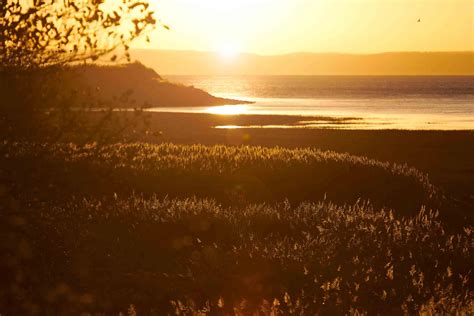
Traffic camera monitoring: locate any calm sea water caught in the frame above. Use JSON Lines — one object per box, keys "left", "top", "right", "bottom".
{"left": 159, "top": 76, "right": 474, "bottom": 130}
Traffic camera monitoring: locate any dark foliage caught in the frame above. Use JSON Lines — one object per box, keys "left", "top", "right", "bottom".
{"left": 1, "top": 0, "right": 156, "bottom": 69}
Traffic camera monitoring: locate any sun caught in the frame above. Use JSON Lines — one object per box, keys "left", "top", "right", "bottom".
{"left": 215, "top": 42, "right": 241, "bottom": 61}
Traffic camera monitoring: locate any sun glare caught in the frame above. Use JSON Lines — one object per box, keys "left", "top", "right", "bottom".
{"left": 206, "top": 105, "right": 248, "bottom": 115}
{"left": 216, "top": 42, "right": 241, "bottom": 61}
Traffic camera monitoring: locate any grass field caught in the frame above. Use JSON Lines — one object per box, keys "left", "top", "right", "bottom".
{"left": 3, "top": 142, "right": 438, "bottom": 214}
{"left": 1, "top": 141, "right": 472, "bottom": 314}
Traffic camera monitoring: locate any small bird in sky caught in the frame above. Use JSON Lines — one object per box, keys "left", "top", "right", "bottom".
{"left": 417, "top": 18, "right": 421, "bottom": 22}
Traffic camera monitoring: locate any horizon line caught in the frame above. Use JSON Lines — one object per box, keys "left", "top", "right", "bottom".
{"left": 130, "top": 48, "right": 474, "bottom": 57}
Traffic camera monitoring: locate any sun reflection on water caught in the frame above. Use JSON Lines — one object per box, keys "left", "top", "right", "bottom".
{"left": 206, "top": 105, "right": 248, "bottom": 115}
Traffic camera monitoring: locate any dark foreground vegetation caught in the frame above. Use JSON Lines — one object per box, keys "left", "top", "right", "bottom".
{"left": 2, "top": 195, "right": 473, "bottom": 315}
{"left": 3, "top": 142, "right": 438, "bottom": 214}
{"left": 1, "top": 141, "right": 473, "bottom": 314}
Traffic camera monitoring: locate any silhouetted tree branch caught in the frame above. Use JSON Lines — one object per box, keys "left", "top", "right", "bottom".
{"left": 0, "top": 0, "right": 162, "bottom": 142}
{"left": 1, "top": 0, "right": 157, "bottom": 70}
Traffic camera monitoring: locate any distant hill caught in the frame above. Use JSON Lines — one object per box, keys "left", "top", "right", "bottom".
{"left": 58, "top": 62, "right": 248, "bottom": 108}
{"left": 131, "top": 50, "right": 474, "bottom": 76}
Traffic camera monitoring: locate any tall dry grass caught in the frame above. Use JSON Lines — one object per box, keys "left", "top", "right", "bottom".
{"left": 2, "top": 142, "right": 439, "bottom": 214}
{"left": 1, "top": 141, "right": 470, "bottom": 315}
{"left": 1, "top": 196, "right": 472, "bottom": 314}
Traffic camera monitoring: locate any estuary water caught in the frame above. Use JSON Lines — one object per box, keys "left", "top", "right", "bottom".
{"left": 156, "top": 76, "right": 474, "bottom": 130}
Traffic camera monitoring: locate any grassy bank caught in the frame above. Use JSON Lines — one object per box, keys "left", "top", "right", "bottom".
{"left": 67, "top": 111, "right": 474, "bottom": 211}
{"left": 1, "top": 142, "right": 472, "bottom": 314}
{"left": 3, "top": 142, "right": 438, "bottom": 215}
{"left": 1, "top": 195, "right": 472, "bottom": 314}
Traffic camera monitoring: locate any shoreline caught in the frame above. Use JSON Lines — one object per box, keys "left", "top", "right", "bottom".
{"left": 141, "top": 109, "right": 474, "bottom": 131}
{"left": 143, "top": 111, "right": 474, "bottom": 222}
{"left": 87, "top": 111, "right": 474, "bottom": 185}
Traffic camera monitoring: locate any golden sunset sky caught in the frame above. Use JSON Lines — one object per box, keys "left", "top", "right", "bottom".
{"left": 133, "top": 0, "right": 474, "bottom": 55}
